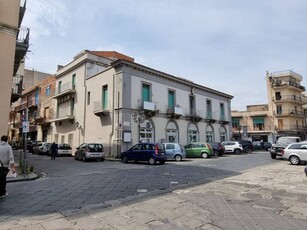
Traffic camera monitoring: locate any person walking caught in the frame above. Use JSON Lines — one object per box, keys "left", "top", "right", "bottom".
{"left": 50, "top": 142, "right": 58, "bottom": 160}
{"left": 0, "top": 135, "right": 15, "bottom": 198}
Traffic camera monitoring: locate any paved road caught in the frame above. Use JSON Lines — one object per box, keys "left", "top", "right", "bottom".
{"left": 1, "top": 151, "right": 277, "bottom": 223}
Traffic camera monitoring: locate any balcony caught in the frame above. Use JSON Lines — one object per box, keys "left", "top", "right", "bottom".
{"left": 204, "top": 113, "right": 216, "bottom": 124}
{"left": 142, "top": 101, "right": 157, "bottom": 117}
{"left": 35, "top": 116, "right": 51, "bottom": 126}
{"left": 50, "top": 107, "right": 74, "bottom": 122}
{"left": 27, "top": 98, "right": 38, "bottom": 109}
{"left": 186, "top": 108, "right": 202, "bottom": 122}
{"left": 272, "top": 95, "right": 307, "bottom": 104}
{"left": 218, "top": 114, "right": 229, "bottom": 125}
{"left": 14, "top": 27, "right": 30, "bottom": 75}
{"left": 275, "top": 109, "right": 305, "bottom": 117}
{"left": 93, "top": 100, "right": 110, "bottom": 117}
{"left": 277, "top": 125, "right": 307, "bottom": 132}
{"left": 52, "top": 82, "right": 76, "bottom": 99}
{"left": 11, "top": 75, "right": 23, "bottom": 103}
{"left": 15, "top": 102, "right": 27, "bottom": 112}
{"left": 19, "top": 0, "right": 27, "bottom": 27}
{"left": 272, "top": 80, "right": 305, "bottom": 91}
{"left": 166, "top": 106, "right": 183, "bottom": 119}
{"left": 232, "top": 125, "right": 273, "bottom": 134}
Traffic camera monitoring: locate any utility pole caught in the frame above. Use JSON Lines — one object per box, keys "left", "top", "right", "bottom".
{"left": 22, "top": 109, "right": 29, "bottom": 175}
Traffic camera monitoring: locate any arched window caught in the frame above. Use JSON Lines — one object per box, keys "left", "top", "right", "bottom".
{"left": 220, "top": 126, "right": 227, "bottom": 142}
{"left": 166, "top": 121, "right": 178, "bottom": 143}
{"left": 140, "top": 120, "right": 154, "bottom": 142}
{"left": 206, "top": 125, "right": 214, "bottom": 142}
{"left": 188, "top": 123, "right": 198, "bottom": 143}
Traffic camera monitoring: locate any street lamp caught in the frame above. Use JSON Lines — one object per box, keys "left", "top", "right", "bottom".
{"left": 132, "top": 113, "right": 146, "bottom": 142}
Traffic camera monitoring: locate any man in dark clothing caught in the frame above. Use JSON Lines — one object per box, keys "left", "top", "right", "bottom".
{"left": 0, "top": 135, "right": 15, "bottom": 198}
{"left": 50, "top": 142, "right": 58, "bottom": 160}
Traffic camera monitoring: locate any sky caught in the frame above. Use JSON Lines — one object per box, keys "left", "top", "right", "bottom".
{"left": 22, "top": 0, "right": 307, "bottom": 111}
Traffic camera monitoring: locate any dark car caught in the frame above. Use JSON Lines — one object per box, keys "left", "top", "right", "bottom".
{"left": 75, "top": 143, "right": 105, "bottom": 162}
{"left": 252, "top": 141, "right": 272, "bottom": 151}
{"left": 27, "top": 140, "right": 41, "bottom": 153}
{"left": 238, "top": 140, "right": 253, "bottom": 153}
{"left": 120, "top": 143, "right": 167, "bottom": 165}
{"left": 208, "top": 142, "right": 225, "bottom": 157}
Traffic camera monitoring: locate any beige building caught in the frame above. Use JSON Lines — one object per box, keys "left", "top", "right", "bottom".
{"left": 0, "top": 0, "right": 29, "bottom": 135}
{"left": 232, "top": 70, "right": 307, "bottom": 143}
{"left": 51, "top": 50, "right": 233, "bottom": 157}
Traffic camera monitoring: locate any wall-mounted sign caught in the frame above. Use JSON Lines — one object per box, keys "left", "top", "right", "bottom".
{"left": 123, "top": 130, "right": 131, "bottom": 143}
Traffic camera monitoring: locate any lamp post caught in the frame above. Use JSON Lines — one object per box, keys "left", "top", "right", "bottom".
{"left": 132, "top": 113, "right": 146, "bottom": 142}
{"left": 238, "top": 125, "right": 242, "bottom": 141}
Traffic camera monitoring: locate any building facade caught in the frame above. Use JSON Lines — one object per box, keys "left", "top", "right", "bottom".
{"left": 51, "top": 50, "right": 233, "bottom": 157}
{"left": 231, "top": 70, "right": 307, "bottom": 143}
{"left": 0, "top": 0, "right": 29, "bottom": 135}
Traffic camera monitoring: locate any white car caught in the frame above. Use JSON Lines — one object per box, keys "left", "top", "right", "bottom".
{"left": 282, "top": 142, "right": 307, "bottom": 165}
{"left": 222, "top": 141, "right": 243, "bottom": 154}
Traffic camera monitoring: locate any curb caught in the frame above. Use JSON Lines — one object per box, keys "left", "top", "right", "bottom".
{"left": 7, "top": 173, "right": 39, "bottom": 183}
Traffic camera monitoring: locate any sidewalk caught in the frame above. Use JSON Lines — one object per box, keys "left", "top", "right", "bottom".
{"left": 2, "top": 161, "right": 307, "bottom": 229}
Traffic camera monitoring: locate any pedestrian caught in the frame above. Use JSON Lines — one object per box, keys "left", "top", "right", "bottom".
{"left": 50, "top": 142, "right": 58, "bottom": 160}
{"left": 0, "top": 135, "right": 15, "bottom": 198}
{"left": 260, "top": 140, "right": 264, "bottom": 150}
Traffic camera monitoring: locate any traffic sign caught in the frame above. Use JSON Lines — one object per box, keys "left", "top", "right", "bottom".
{"left": 22, "top": 121, "right": 29, "bottom": 133}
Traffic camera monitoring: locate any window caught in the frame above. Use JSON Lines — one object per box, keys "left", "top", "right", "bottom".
{"left": 206, "top": 125, "right": 214, "bottom": 142}
{"left": 207, "top": 100, "right": 212, "bottom": 119}
{"left": 46, "top": 86, "right": 50, "bottom": 96}
{"left": 166, "top": 144, "right": 175, "bottom": 150}
{"left": 58, "top": 81, "right": 62, "bottom": 94}
{"left": 275, "top": 92, "right": 281, "bottom": 100}
{"left": 253, "top": 117, "right": 265, "bottom": 131}
{"left": 103, "top": 85, "right": 108, "bottom": 109}
{"left": 276, "top": 105, "right": 282, "bottom": 115}
{"left": 190, "top": 95, "right": 195, "bottom": 115}
{"left": 220, "top": 127, "right": 226, "bottom": 142}
{"left": 232, "top": 118, "right": 240, "bottom": 128}
{"left": 142, "top": 83, "right": 150, "bottom": 102}
{"left": 35, "top": 90, "right": 39, "bottom": 105}
{"left": 220, "top": 103, "right": 225, "bottom": 120}
{"left": 72, "top": 74, "right": 76, "bottom": 88}
{"left": 168, "top": 90, "right": 175, "bottom": 108}
{"left": 87, "top": 92, "right": 90, "bottom": 105}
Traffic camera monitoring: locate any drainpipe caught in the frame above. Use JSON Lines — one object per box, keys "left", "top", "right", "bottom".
{"left": 109, "top": 74, "right": 115, "bottom": 157}
{"left": 82, "top": 63, "right": 87, "bottom": 143}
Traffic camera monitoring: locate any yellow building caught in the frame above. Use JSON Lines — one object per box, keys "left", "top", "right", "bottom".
{"left": 232, "top": 70, "right": 307, "bottom": 143}
{"left": 0, "top": 0, "right": 29, "bottom": 135}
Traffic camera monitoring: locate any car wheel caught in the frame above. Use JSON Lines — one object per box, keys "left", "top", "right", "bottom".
{"left": 270, "top": 153, "right": 276, "bottom": 159}
{"left": 234, "top": 149, "right": 241, "bottom": 155}
{"left": 148, "top": 157, "right": 156, "bottom": 165}
{"left": 289, "top": 155, "right": 300, "bottom": 165}
{"left": 201, "top": 152, "right": 208, "bottom": 158}
{"left": 122, "top": 156, "right": 128, "bottom": 163}
{"left": 174, "top": 155, "right": 182, "bottom": 161}
{"left": 82, "top": 155, "right": 87, "bottom": 162}
{"left": 160, "top": 160, "right": 165, "bottom": 165}
{"left": 245, "top": 148, "right": 252, "bottom": 154}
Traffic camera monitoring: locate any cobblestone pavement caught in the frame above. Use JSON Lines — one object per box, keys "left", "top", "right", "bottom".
{"left": 1, "top": 159, "right": 307, "bottom": 229}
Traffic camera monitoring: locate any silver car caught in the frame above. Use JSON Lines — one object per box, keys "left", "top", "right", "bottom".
{"left": 75, "top": 143, "right": 105, "bottom": 162}
{"left": 282, "top": 142, "right": 307, "bottom": 165}
{"left": 163, "top": 143, "right": 186, "bottom": 161}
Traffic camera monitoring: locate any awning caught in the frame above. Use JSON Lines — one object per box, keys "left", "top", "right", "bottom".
{"left": 253, "top": 117, "right": 264, "bottom": 124}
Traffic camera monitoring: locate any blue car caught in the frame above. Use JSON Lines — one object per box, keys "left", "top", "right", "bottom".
{"left": 120, "top": 142, "right": 167, "bottom": 165}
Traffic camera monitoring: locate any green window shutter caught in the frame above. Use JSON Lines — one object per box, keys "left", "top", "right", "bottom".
{"left": 103, "top": 85, "right": 108, "bottom": 109}
{"left": 142, "top": 84, "right": 150, "bottom": 102}
{"left": 168, "top": 91, "right": 174, "bottom": 107}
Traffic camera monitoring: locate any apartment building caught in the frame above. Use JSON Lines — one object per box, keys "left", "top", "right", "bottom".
{"left": 52, "top": 50, "right": 233, "bottom": 157}
{"left": 8, "top": 75, "right": 56, "bottom": 145}
{"left": 0, "top": 0, "right": 29, "bottom": 135}
{"left": 231, "top": 70, "right": 307, "bottom": 143}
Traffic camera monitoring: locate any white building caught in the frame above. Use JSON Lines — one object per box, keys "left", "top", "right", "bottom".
{"left": 50, "top": 50, "right": 233, "bottom": 157}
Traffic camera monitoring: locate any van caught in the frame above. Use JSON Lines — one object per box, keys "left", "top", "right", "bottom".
{"left": 270, "top": 136, "right": 302, "bottom": 159}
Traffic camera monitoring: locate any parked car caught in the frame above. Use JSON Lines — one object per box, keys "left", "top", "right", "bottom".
{"left": 281, "top": 142, "right": 307, "bottom": 165}
{"left": 253, "top": 141, "right": 272, "bottom": 151}
{"left": 208, "top": 142, "right": 225, "bottom": 157}
{"left": 238, "top": 140, "right": 253, "bottom": 153}
{"left": 270, "top": 136, "right": 302, "bottom": 159}
{"left": 28, "top": 140, "right": 41, "bottom": 153}
{"left": 163, "top": 143, "right": 186, "bottom": 161}
{"left": 33, "top": 142, "right": 51, "bottom": 155}
{"left": 184, "top": 142, "right": 213, "bottom": 158}
{"left": 57, "top": 143, "right": 72, "bottom": 156}
{"left": 74, "top": 143, "right": 105, "bottom": 162}
{"left": 120, "top": 143, "right": 167, "bottom": 165}
{"left": 221, "top": 141, "right": 243, "bottom": 154}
